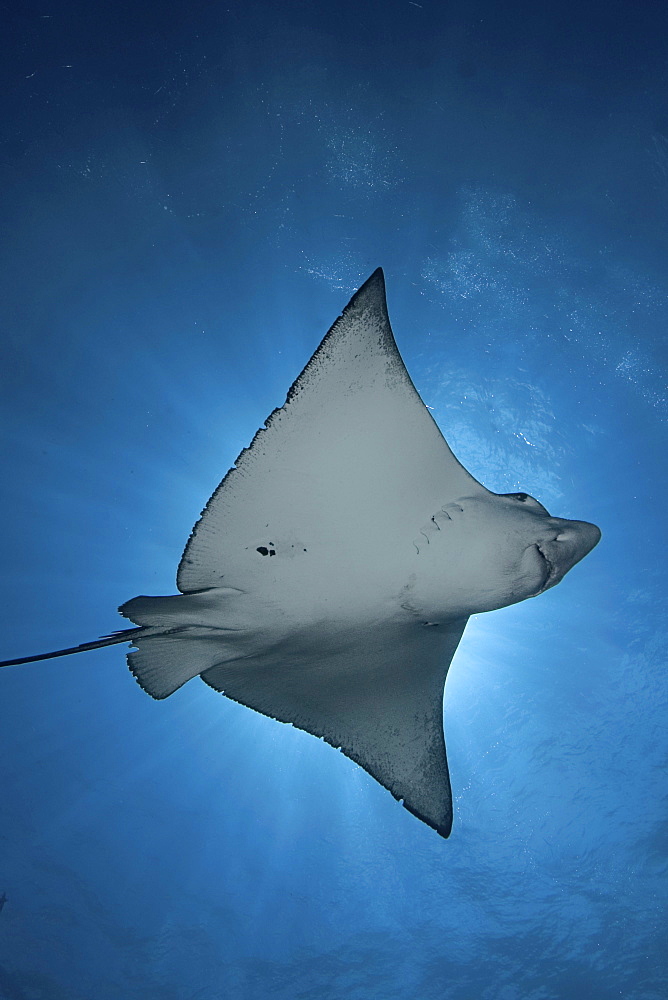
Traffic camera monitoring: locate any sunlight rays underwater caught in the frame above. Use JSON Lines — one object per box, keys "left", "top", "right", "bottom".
{"left": 1, "top": 0, "right": 666, "bottom": 994}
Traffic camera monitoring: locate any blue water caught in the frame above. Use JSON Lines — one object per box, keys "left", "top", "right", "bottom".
{"left": 1, "top": 1, "right": 666, "bottom": 997}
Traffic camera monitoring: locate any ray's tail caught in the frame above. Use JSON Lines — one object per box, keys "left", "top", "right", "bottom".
{"left": 0, "top": 628, "right": 145, "bottom": 668}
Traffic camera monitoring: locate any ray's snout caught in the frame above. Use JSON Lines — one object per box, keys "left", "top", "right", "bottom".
{"left": 536, "top": 517, "right": 601, "bottom": 594}
{"left": 556, "top": 518, "right": 602, "bottom": 560}
{"left": 539, "top": 518, "right": 601, "bottom": 592}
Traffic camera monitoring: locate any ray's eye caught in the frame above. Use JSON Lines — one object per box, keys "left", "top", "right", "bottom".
{"left": 500, "top": 491, "right": 550, "bottom": 515}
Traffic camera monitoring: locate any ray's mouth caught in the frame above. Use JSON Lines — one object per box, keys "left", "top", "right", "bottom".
{"left": 535, "top": 543, "right": 557, "bottom": 591}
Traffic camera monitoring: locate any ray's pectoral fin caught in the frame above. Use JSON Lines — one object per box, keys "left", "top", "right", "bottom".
{"left": 200, "top": 618, "right": 467, "bottom": 838}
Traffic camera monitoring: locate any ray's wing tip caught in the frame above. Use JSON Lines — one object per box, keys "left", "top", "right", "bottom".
{"left": 350, "top": 267, "right": 386, "bottom": 307}
{"left": 403, "top": 800, "right": 453, "bottom": 840}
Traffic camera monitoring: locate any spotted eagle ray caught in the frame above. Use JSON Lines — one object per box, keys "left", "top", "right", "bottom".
{"left": 0, "top": 270, "right": 600, "bottom": 837}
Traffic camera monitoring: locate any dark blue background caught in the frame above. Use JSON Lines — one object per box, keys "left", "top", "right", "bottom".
{"left": 0, "top": 2, "right": 666, "bottom": 997}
